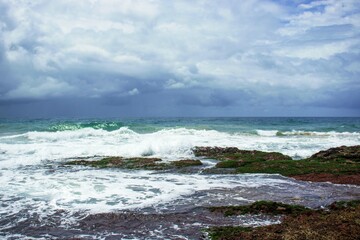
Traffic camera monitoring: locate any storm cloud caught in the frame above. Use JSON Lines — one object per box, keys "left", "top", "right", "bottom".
{"left": 0, "top": 0, "right": 359, "bottom": 117}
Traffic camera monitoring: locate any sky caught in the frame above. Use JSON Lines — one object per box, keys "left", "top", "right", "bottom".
{"left": 0, "top": 0, "right": 359, "bottom": 118}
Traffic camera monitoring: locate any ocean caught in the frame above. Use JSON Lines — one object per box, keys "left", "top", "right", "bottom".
{"left": 1, "top": 117, "right": 360, "bottom": 239}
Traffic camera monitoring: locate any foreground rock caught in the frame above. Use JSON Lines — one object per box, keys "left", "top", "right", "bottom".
{"left": 207, "top": 200, "right": 360, "bottom": 240}
{"left": 194, "top": 145, "right": 360, "bottom": 185}
{"left": 208, "top": 201, "right": 311, "bottom": 216}
{"left": 291, "top": 173, "right": 360, "bottom": 185}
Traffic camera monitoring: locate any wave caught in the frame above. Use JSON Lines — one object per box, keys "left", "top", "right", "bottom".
{"left": 256, "top": 129, "right": 360, "bottom": 137}
{"left": 48, "top": 121, "right": 125, "bottom": 132}
{"left": 28, "top": 126, "right": 138, "bottom": 141}
{"left": 0, "top": 127, "right": 359, "bottom": 169}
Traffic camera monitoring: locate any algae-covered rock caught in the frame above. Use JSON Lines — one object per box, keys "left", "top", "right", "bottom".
{"left": 170, "top": 159, "right": 203, "bottom": 168}
{"left": 215, "top": 160, "right": 244, "bottom": 168}
{"left": 67, "top": 157, "right": 169, "bottom": 170}
{"left": 193, "top": 147, "right": 241, "bottom": 158}
{"left": 193, "top": 146, "right": 291, "bottom": 164}
{"left": 208, "top": 201, "right": 311, "bottom": 216}
{"left": 206, "top": 200, "right": 360, "bottom": 240}
{"left": 67, "top": 157, "right": 203, "bottom": 171}
{"left": 309, "top": 145, "right": 360, "bottom": 162}
{"left": 194, "top": 146, "right": 360, "bottom": 185}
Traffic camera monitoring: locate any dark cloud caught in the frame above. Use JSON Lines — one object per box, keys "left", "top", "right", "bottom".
{"left": 0, "top": 0, "right": 359, "bottom": 117}
{"left": 312, "top": 87, "right": 360, "bottom": 110}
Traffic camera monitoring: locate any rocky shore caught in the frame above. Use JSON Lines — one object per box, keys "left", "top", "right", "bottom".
{"left": 61, "top": 145, "right": 360, "bottom": 239}
{"left": 193, "top": 145, "right": 360, "bottom": 185}
{"left": 67, "top": 145, "right": 360, "bottom": 185}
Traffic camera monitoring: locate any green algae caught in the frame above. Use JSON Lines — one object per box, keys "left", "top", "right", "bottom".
{"left": 208, "top": 201, "right": 311, "bottom": 217}
{"left": 206, "top": 226, "right": 252, "bottom": 240}
{"left": 206, "top": 200, "right": 360, "bottom": 240}
{"left": 194, "top": 146, "right": 360, "bottom": 177}
{"left": 170, "top": 159, "right": 203, "bottom": 168}
{"left": 67, "top": 157, "right": 202, "bottom": 170}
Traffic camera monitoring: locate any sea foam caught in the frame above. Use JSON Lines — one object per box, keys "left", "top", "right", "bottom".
{"left": 0, "top": 127, "right": 359, "bottom": 169}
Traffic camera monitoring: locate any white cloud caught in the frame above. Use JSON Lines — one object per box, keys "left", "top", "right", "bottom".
{"left": 279, "top": 0, "right": 360, "bottom": 36}
{"left": 5, "top": 77, "right": 74, "bottom": 99}
{"left": 274, "top": 40, "right": 356, "bottom": 60}
{"left": 128, "top": 88, "right": 139, "bottom": 96}
{"left": 165, "top": 79, "right": 186, "bottom": 89}
{"left": 0, "top": 0, "right": 359, "bottom": 113}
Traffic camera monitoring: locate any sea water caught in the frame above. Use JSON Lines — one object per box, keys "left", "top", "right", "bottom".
{"left": 1, "top": 117, "right": 360, "bottom": 238}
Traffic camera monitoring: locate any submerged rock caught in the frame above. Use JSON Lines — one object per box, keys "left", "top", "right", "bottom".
{"left": 67, "top": 157, "right": 203, "bottom": 171}
{"left": 67, "top": 157, "right": 169, "bottom": 170}
{"left": 208, "top": 201, "right": 311, "bottom": 216}
{"left": 170, "top": 159, "right": 203, "bottom": 167}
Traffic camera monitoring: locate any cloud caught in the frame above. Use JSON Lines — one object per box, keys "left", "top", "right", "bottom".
{"left": 128, "top": 88, "right": 139, "bottom": 96}
{"left": 0, "top": 0, "right": 359, "bottom": 117}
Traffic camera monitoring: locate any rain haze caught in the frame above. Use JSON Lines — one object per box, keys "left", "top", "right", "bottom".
{"left": 0, "top": 0, "right": 360, "bottom": 118}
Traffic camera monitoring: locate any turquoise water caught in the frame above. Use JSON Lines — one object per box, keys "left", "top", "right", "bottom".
{"left": 1, "top": 117, "right": 359, "bottom": 162}
{"left": 1, "top": 117, "right": 360, "bottom": 135}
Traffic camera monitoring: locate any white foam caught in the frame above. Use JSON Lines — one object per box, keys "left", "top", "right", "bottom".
{"left": 1, "top": 126, "right": 359, "bottom": 238}
{"left": 0, "top": 167, "right": 294, "bottom": 216}
{"left": 0, "top": 127, "right": 359, "bottom": 168}
{"left": 278, "top": 130, "right": 360, "bottom": 137}
{"left": 256, "top": 130, "right": 279, "bottom": 137}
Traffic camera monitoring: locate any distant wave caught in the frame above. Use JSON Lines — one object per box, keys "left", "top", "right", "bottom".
{"left": 48, "top": 121, "right": 125, "bottom": 132}
{"left": 256, "top": 129, "right": 360, "bottom": 137}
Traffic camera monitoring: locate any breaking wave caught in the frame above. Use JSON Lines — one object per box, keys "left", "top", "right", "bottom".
{"left": 256, "top": 129, "right": 360, "bottom": 137}
{"left": 0, "top": 127, "right": 359, "bottom": 169}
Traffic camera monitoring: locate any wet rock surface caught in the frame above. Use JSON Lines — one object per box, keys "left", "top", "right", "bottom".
{"left": 76, "top": 208, "right": 281, "bottom": 239}
{"left": 66, "top": 157, "right": 203, "bottom": 171}
{"left": 207, "top": 200, "right": 360, "bottom": 240}
{"left": 291, "top": 173, "right": 360, "bottom": 185}
{"left": 2, "top": 177, "right": 360, "bottom": 239}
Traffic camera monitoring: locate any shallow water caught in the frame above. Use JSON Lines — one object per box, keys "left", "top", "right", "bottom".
{"left": 1, "top": 163, "right": 360, "bottom": 239}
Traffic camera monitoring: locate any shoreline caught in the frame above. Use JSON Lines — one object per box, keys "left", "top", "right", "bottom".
{"left": 2, "top": 144, "right": 359, "bottom": 239}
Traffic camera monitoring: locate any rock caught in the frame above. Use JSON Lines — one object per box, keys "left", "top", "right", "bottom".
{"left": 67, "top": 157, "right": 203, "bottom": 171}
{"left": 193, "top": 146, "right": 242, "bottom": 157}
{"left": 215, "top": 160, "right": 244, "bottom": 168}
{"left": 291, "top": 173, "right": 360, "bottom": 185}
{"left": 310, "top": 145, "right": 360, "bottom": 162}
{"left": 170, "top": 159, "right": 203, "bottom": 167}
{"left": 193, "top": 146, "right": 292, "bottom": 162}
{"left": 66, "top": 157, "right": 167, "bottom": 170}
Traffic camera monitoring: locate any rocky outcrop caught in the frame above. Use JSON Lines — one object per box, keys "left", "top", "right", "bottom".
{"left": 193, "top": 146, "right": 292, "bottom": 161}
{"left": 195, "top": 145, "right": 360, "bottom": 185}
{"left": 193, "top": 147, "right": 242, "bottom": 157}
{"left": 67, "top": 157, "right": 202, "bottom": 170}
{"left": 291, "top": 173, "right": 360, "bottom": 185}
{"left": 170, "top": 159, "right": 202, "bottom": 167}
{"left": 310, "top": 145, "right": 360, "bottom": 162}
{"left": 67, "top": 157, "right": 166, "bottom": 170}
